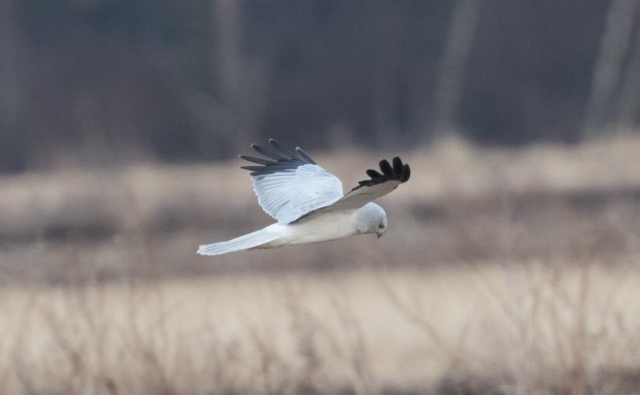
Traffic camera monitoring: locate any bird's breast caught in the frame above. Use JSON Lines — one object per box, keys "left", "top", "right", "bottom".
{"left": 279, "top": 209, "right": 360, "bottom": 246}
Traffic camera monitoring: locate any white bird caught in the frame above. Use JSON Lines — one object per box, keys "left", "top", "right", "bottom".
{"left": 197, "top": 139, "right": 410, "bottom": 256}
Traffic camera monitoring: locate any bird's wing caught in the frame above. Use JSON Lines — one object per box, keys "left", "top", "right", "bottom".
{"left": 310, "top": 156, "right": 410, "bottom": 214}
{"left": 240, "top": 139, "right": 344, "bottom": 224}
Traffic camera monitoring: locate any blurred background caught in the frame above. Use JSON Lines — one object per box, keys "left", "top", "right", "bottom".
{"left": 1, "top": 0, "right": 639, "bottom": 171}
{"left": 1, "top": 0, "right": 640, "bottom": 394}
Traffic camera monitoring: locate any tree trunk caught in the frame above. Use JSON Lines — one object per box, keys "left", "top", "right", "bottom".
{"left": 582, "top": 0, "right": 639, "bottom": 139}
{"left": 0, "top": 0, "right": 24, "bottom": 171}
{"left": 614, "top": 21, "right": 640, "bottom": 132}
{"left": 432, "top": 0, "right": 482, "bottom": 141}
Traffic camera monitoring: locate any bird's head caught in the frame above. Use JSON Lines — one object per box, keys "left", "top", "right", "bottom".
{"left": 356, "top": 203, "right": 388, "bottom": 238}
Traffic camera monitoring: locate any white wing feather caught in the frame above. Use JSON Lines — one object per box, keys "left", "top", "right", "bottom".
{"left": 251, "top": 164, "right": 343, "bottom": 224}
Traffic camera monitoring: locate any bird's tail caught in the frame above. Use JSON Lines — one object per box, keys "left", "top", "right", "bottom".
{"left": 197, "top": 225, "right": 283, "bottom": 256}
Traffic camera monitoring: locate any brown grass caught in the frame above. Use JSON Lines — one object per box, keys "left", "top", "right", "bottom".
{"left": 1, "top": 135, "right": 640, "bottom": 394}
{"left": 0, "top": 263, "right": 639, "bottom": 394}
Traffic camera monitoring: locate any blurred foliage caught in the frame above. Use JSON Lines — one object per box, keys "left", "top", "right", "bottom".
{"left": 0, "top": 0, "right": 635, "bottom": 172}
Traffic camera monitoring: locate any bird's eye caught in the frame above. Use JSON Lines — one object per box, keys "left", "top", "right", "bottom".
{"left": 378, "top": 224, "right": 384, "bottom": 229}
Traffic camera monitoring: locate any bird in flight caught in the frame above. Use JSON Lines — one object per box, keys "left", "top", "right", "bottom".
{"left": 197, "top": 139, "right": 410, "bottom": 256}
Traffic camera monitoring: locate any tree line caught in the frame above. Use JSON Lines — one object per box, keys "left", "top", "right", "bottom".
{"left": 0, "top": 0, "right": 637, "bottom": 172}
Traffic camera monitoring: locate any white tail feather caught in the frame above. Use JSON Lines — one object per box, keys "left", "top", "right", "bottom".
{"left": 197, "top": 225, "right": 283, "bottom": 256}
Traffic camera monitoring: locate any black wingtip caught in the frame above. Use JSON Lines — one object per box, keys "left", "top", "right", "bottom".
{"left": 240, "top": 140, "right": 317, "bottom": 175}
{"left": 240, "top": 155, "right": 272, "bottom": 165}
{"left": 402, "top": 163, "right": 410, "bottom": 182}
{"left": 269, "top": 139, "right": 299, "bottom": 160}
{"left": 354, "top": 156, "right": 410, "bottom": 189}
{"left": 295, "top": 147, "right": 316, "bottom": 164}
{"left": 251, "top": 143, "right": 283, "bottom": 160}
{"left": 392, "top": 156, "right": 403, "bottom": 175}
{"left": 379, "top": 159, "right": 393, "bottom": 176}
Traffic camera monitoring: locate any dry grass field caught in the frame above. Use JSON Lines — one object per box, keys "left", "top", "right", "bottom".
{"left": 1, "top": 136, "right": 640, "bottom": 394}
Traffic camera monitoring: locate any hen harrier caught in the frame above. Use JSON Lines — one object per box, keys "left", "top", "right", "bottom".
{"left": 197, "top": 139, "right": 410, "bottom": 256}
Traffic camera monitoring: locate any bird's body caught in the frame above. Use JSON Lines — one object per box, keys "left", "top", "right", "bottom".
{"left": 263, "top": 209, "right": 361, "bottom": 248}
{"left": 261, "top": 202, "right": 386, "bottom": 248}
{"left": 197, "top": 140, "right": 409, "bottom": 256}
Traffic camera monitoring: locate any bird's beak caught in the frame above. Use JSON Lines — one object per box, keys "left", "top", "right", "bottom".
{"left": 376, "top": 231, "right": 383, "bottom": 238}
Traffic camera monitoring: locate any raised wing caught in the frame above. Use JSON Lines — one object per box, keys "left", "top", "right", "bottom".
{"left": 240, "top": 139, "right": 344, "bottom": 224}
{"left": 313, "top": 156, "right": 410, "bottom": 213}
